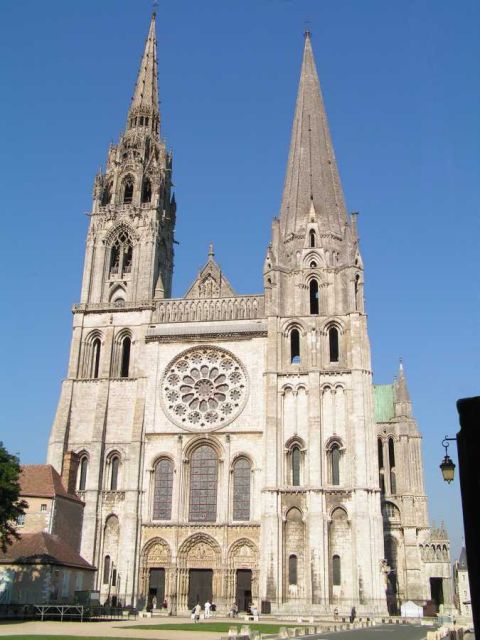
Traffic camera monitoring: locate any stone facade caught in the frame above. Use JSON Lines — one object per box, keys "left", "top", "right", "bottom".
{"left": 47, "top": 15, "right": 452, "bottom": 615}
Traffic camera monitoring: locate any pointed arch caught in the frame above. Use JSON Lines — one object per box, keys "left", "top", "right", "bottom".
{"left": 232, "top": 456, "right": 251, "bottom": 521}
{"left": 153, "top": 457, "right": 174, "bottom": 520}
{"left": 309, "top": 229, "right": 316, "bottom": 247}
{"left": 309, "top": 279, "right": 319, "bottom": 314}
{"left": 142, "top": 176, "right": 152, "bottom": 203}
{"left": 106, "top": 224, "right": 136, "bottom": 279}
{"left": 122, "top": 174, "right": 134, "bottom": 204}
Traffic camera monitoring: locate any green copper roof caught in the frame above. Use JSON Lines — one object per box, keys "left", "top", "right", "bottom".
{"left": 374, "top": 384, "right": 395, "bottom": 422}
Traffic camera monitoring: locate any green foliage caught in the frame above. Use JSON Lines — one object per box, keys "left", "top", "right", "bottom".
{"left": 0, "top": 441, "right": 27, "bottom": 552}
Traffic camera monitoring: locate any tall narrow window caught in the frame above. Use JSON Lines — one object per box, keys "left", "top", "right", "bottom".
{"left": 309, "top": 230, "right": 316, "bottom": 247}
{"left": 123, "top": 243, "right": 132, "bottom": 274}
{"left": 78, "top": 456, "right": 88, "bottom": 491}
{"left": 110, "top": 455, "right": 119, "bottom": 491}
{"left": 290, "top": 329, "right": 300, "bottom": 364}
{"left": 378, "top": 439, "right": 385, "bottom": 493}
{"left": 142, "top": 178, "right": 152, "bottom": 203}
{"left": 120, "top": 336, "right": 131, "bottom": 378}
{"left": 91, "top": 338, "right": 101, "bottom": 378}
{"left": 389, "top": 438, "right": 396, "bottom": 493}
{"left": 354, "top": 274, "right": 360, "bottom": 310}
{"left": 233, "top": 457, "right": 251, "bottom": 521}
{"left": 291, "top": 446, "right": 301, "bottom": 486}
{"left": 123, "top": 178, "right": 134, "bottom": 204}
{"left": 153, "top": 458, "right": 173, "bottom": 520}
{"left": 332, "top": 555, "right": 341, "bottom": 586}
{"left": 189, "top": 446, "right": 218, "bottom": 522}
{"left": 289, "top": 554, "right": 298, "bottom": 585}
{"left": 309, "top": 280, "right": 319, "bottom": 314}
{"left": 103, "top": 555, "right": 111, "bottom": 584}
{"left": 331, "top": 444, "right": 340, "bottom": 485}
{"left": 329, "top": 327, "right": 339, "bottom": 362}
{"left": 111, "top": 568, "right": 117, "bottom": 587}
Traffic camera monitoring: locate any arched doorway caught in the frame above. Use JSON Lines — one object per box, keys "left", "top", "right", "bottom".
{"left": 140, "top": 538, "right": 171, "bottom": 611}
{"left": 227, "top": 539, "right": 259, "bottom": 612}
{"left": 177, "top": 534, "right": 222, "bottom": 612}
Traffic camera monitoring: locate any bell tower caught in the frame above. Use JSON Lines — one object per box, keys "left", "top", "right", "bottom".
{"left": 81, "top": 12, "right": 175, "bottom": 306}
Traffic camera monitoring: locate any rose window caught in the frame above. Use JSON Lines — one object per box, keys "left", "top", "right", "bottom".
{"left": 161, "top": 346, "right": 248, "bottom": 430}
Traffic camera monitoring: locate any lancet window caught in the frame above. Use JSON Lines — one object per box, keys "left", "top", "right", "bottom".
{"left": 289, "top": 554, "right": 298, "bottom": 585}
{"left": 141, "top": 177, "right": 152, "bottom": 203}
{"left": 153, "top": 458, "right": 173, "bottom": 520}
{"left": 78, "top": 455, "right": 88, "bottom": 491}
{"left": 232, "top": 457, "right": 251, "bottom": 521}
{"left": 329, "top": 327, "right": 339, "bottom": 362}
{"left": 123, "top": 176, "right": 134, "bottom": 204}
{"left": 332, "top": 555, "right": 341, "bottom": 586}
{"left": 309, "top": 279, "right": 319, "bottom": 314}
{"left": 109, "top": 455, "right": 120, "bottom": 491}
{"left": 290, "top": 328, "right": 300, "bottom": 364}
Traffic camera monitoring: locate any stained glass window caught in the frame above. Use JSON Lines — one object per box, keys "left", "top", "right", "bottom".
{"left": 153, "top": 458, "right": 173, "bottom": 520}
{"left": 233, "top": 457, "right": 251, "bottom": 521}
{"left": 189, "top": 446, "right": 217, "bottom": 522}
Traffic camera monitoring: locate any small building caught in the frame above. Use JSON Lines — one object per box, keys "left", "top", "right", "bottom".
{"left": 453, "top": 547, "right": 472, "bottom": 619}
{"left": 0, "top": 532, "right": 95, "bottom": 603}
{"left": 0, "top": 462, "right": 95, "bottom": 604}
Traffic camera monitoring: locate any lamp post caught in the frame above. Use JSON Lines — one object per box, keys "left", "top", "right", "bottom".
{"left": 439, "top": 436, "right": 456, "bottom": 484}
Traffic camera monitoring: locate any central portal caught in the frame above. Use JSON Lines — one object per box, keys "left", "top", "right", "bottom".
{"left": 236, "top": 569, "right": 252, "bottom": 612}
{"left": 148, "top": 568, "right": 165, "bottom": 610}
{"left": 188, "top": 569, "right": 213, "bottom": 609}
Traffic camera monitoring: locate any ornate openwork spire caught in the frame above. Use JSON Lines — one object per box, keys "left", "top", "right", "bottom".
{"left": 279, "top": 31, "right": 347, "bottom": 238}
{"left": 126, "top": 13, "right": 160, "bottom": 135}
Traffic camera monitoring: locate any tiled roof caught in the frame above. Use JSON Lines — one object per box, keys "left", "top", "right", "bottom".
{"left": 0, "top": 532, "right": 95, "bottom": 570}
{"left": 20, "top": 465, "right": 82, "bottom": 503}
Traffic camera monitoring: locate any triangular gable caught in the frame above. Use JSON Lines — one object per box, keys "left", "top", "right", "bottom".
{"left": 184, "top": 246, "right": 236, "bottom": 299}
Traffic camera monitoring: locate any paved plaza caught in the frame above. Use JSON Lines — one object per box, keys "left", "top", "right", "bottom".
{"left": 0, "top": 616, "right": 453, "bottom": 640}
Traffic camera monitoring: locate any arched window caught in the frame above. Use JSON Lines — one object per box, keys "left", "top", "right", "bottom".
{"left": 329, "top": 327, "right": 339, "bottom": 362}
{"left": 332, "top": 554, "right": 341, "bottom": 586}
{"left": 309, "top": 279, "right": 319, "bottom": 314}
{"left": 189, "top": 446, "right": 218, "bottom": 522}
{"left": 91, "top": 337, "right": 101, "bottom": 378}
{"left": 309, "top": 230, "right": 316, "bottom": 248}
{"left": 290, "top": 329, "right": 300, "bottom": 364}
{"left": 232, "top": 457, "right": 251, "bottom": 521}
{"left": 331, "top": 444, "right": 341, "bottom": 485}
{"left": 309, "top": 260, "right": 317, "bottom": 268}
{"left": 153, "top": 458, "right": 173, "bottom": 520}
{"left": 109, "top": 229, "right": 133, "bottom": 278}
{"left": 78, "top": 456, "right": 88, "bottom": 491}
{"left": 289, "top": 554, "right": 298, "bottom": 585}
{"left": 101, "top": 182, "right": 112, "bottom": 206}
{"left": 110, "top": 455, "right": 119, "bottom": 491}
{"left": 291, "top": 446, "right": 301, "bottom": 486}
{"left": 120, "top": 336, "right": 131, "bottom": 378}
{"left": 141, "top": 178, "right": 152, "bottom": 203}
{"left": 389, "top": 438, "right": 396, "bottom": 494}
{"left": 123, "top": 177, "right": 134, "bottom": 204}
{"left": 103, "top": 555, "right": 111, "bottom": 584}
{"left": 378, "top": 439, "right": 385, "bottom": 493}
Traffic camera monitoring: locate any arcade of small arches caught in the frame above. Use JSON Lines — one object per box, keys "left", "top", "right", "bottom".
{"left": 100, "top": 173, "right": 156, "bottom": 207}
{"left": 80, "top": 329, "right": 132, "bottom": 380}
{"left": 286, "top": 323, "right": 341, "bottom": 365}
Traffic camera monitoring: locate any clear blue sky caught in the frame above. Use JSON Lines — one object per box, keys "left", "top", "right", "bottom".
{"left": 1, "top": 0, "right": 479, "bottom": 560}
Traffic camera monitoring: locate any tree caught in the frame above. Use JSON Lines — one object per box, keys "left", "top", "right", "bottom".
{"left": 0, "top": 442, "right": 27, "bottom": 552}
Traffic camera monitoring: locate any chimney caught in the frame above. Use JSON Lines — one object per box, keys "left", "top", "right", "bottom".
{"left": 62, "top": 451, "right": 80, "bottom": 495}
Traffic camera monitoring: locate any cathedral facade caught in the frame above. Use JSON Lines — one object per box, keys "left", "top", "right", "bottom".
{"left": 47, "top": 14, "right": 452, "bottom": 615}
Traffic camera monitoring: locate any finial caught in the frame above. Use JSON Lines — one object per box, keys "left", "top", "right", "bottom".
{"left": 152, "top": 0, "right": 158, "bottom": 17}
{"left": 304, "top": 20, "right": 312, "bottom": 39}
{"left": 208, "top": 242, "right": 215, "bottom": 259}
{"left": 399, "top": 357, "right": 404, "bottom": 372}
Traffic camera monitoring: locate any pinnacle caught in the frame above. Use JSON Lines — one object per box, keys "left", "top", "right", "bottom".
{"left": 279, "top": 32, "right": 347, "bottom": 239}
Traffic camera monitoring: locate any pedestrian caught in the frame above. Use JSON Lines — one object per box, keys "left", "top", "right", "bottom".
{"left": 350, "top": 606, "right": 356, "bottom": 623}
{"left": 204, "top": 600, "right": 211, "bottom": 618}
{"left": 151, "top": 595, "right": 157, "bottom": 610}
{"left": 334, "top": 607, "right": 338, "bottom": 620}
{"left": 194, "top": 602, "right": 201, "bottom": 622}
{"left": 211, "top": 602, "right": 216, "bottom": 616}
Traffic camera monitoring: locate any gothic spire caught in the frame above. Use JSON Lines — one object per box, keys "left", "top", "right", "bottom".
{"left": 279, "top": 31, "right": 347, "bottom": 238}
{"left": 395, "top": 359, "right": 412, "bottom": 417}
{"left": 126, "top": 13, "right": 160, "bottom": 135}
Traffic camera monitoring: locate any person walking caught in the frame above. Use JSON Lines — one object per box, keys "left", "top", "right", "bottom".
{"left": 350, "top": 606, "right": 356, "bottom": 623}
{"left": 204, "top": 600, "right": 211, "bottom": 618}
{"left": 194, "top": 602, "right": 201, "bottom": 622}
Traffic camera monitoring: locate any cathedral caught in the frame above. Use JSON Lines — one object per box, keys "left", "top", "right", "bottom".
{"left": 47, "top": 14, "right": 453, "bottom": 615}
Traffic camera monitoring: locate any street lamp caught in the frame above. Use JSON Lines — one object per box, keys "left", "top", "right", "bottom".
{"left": 440, "top": 436, "right": 456, "bottom": 484}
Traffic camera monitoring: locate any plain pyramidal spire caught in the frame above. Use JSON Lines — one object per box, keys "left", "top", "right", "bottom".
{"left": 126, "top": 12, "right": 160, "bottom": 134}
{"left": 279, "top": 30, "right": 347, "bottom": 238}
